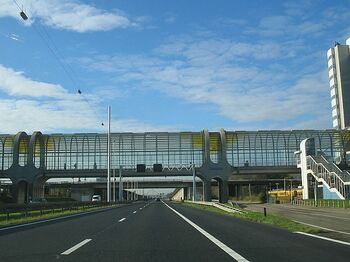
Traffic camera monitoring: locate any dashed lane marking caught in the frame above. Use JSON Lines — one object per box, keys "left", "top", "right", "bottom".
{"left": 61, "top": 239, "right": 92, "bottom": 255}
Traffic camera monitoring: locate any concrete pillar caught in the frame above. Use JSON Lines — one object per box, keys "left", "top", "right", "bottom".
{"left": 218, "top": 180, "right": 229, "bottom": 203}
{"left": 202, "top": 179, "right": 212, "bottom": 202}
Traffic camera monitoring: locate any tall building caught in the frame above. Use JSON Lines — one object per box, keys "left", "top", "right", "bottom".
{"left": 327, "top": 38, "right": 350, "bottom": 129}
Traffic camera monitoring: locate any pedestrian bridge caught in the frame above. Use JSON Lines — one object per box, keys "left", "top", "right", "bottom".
{"left": 0, "top": 129, "right": 349, "bottom": 203}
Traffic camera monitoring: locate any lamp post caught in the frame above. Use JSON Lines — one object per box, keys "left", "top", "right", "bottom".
{"left": 192, "top": 163, "right": 196, "bottom": 201}
{"left": 119, "top": 165, "right": 123, "bottom": 201}
{"left": 107, "top": 106, "right": 111, "bottom": 202}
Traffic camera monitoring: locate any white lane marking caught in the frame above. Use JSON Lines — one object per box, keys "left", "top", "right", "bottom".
{"left": 0, "top": 207, "right": 115, "bottom": 232}
{"left": 295, "top": 232, "right": 350, "bottom": 246}
{"left": 292, "top": 220, "right": 350, "bottom": 236}
{"left": 162, "top": 201, "right": 249, "bottom": 262}
{"left": 118, "top": 218, "right": 126, "bottom": 222}
{"left": 61, "top": 239, "right": 92, "bottom": 255}
{"left": 133, "top": 211, "right": 137, "bottom": 214}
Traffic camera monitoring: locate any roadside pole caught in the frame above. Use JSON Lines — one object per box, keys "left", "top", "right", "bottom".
{"left": 192, "top": 163, "right": 196, "bottom": 201}
{"left": 314, "top": 178, "right": 317, "bottom": 207}
{"left": 107, "top": 106, "right": 111, "bottom": 202}
{"left": 290, "top": 179, "right": 293, "bottom": 203}
{"left": 112, "top": 168, "right": 115, "bottom": 202}
{"left": 119, "top": 166, "right": 123, "bottom": 201}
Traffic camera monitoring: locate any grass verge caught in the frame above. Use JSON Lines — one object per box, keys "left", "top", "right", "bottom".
{"left": 0, "top": 204, "right": 118, "bottom": 228}
{"left": 183, "top": 202, "right": 323, "bottom": 234}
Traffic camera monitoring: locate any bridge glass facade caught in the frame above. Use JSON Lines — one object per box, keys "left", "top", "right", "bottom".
{"left": 1, "top": 130, "right": 350, "bottom": 172}
{"left": 44, "top": 132, "right": 204, "bottom": 170}
{"left": 226, "top": 130, "right": 348, "bottom": 167}
{"left": 0, "top": 135, "right": 14, "bottom": 170}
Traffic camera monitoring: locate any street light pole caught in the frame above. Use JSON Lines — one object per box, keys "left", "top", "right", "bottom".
{"left": 119, "top": 165, "right": 123, "bottom": 202}
{"left": 290, "top": 179, "right": 293, "bottom": 203}
{"left": 107, "top": 106, "right": 111, "bottom": 202}
{"left": 192, "top": 163, "right": 196, "bottom": 201}
{"left": 112, "top": 168, "right": 115, "bottom": 202}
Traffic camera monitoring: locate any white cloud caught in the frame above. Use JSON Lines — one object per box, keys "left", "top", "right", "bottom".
{"left": 77, "top": 36, "right": 332, "bottom": 129}
{"left": 0, "top": 64, "right": 174, "bottom": 133}
{"left": 0, "top": 98, "right": 175, "bottom": 133}
{"left": 0, "top": 64, "right": 69, "bottom": 98}
{"left": 0, "top": 0, "right": 136, "bottom": 32}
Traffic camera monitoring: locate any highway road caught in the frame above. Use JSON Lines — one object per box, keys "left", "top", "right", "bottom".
{"left": 0, "top": 201, "right": 349, "bottom": 262}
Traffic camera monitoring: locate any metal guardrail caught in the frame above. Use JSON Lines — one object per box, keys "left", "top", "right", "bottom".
{"left": 185, "top": 200, "right": 243, "bottom": 214}
{"left": 0, "top": 201, "right": 113, "bottom": 215}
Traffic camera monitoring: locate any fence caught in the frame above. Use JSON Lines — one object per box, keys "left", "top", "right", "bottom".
{"left": 0, "top": 202, "right": 115, "bottom": 224}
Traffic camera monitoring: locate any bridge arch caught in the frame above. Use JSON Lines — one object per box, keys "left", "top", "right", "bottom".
{"left": 82, "top": 135, "right": 90, "bottom": 169}
{"left": 28, "top": 131, "right": 45, "bottom": 169}
{"left": 93, "top": 134, "right": 102, "bottom": 169}
{"left": 45, "top": 135, "right": 57, "bottom": 169}
{"left": 286, "top": 132, "right": 298, "bottom": 165}
{"left": 275, "top": 133, "right": 287, "bottom": 166}
{"left": 69, "top": 135, "right": 79, "bottom": 169}
{"left": 57, "top": 135, "right": 68, "bottom": 170}
{"left": 319, "top": 132, "right": 333, "bottom": 157}
{"left": 242, "top": 132, "right": 252, "bottom": 167}
{"left": 13, "top": 132, "right": 29, "bottom": 167}
{"left": 265, "top": 132, "right": 276, "bottom": 166}
{"left": 253, "top": 132, "right": 264, "bottom": 166}
{"left": 225, "top": 132, "right": 237, "bottom": 167}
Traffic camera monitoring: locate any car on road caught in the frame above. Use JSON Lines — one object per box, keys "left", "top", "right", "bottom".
{"left": 91, "top": 195, "right": 101, "bottom": 202}
{"left": 29, "top": 198, "right": 47, "bottom": 204}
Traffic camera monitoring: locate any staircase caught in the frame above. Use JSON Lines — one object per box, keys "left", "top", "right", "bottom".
{"left": 306, "top": 155, "right": 350, "bottom": 199}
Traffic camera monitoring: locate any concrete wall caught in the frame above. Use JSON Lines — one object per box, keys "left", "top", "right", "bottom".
{"left": 171, "top": 188, "right": 185, "bottom": 201}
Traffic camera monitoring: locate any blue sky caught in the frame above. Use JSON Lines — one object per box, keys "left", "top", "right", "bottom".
{"left": 0, "top": 0, "right": 349, "bottom": 134}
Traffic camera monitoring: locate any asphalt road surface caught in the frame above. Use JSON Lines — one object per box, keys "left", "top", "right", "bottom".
{"left": 0, "top": 201, "right": 349, "bottom": 262}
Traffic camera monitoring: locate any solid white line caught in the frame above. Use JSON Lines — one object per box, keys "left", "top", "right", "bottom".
{"left": 162, "top": 201, "right": 249, "bottom": 262}
{"left": 61, "top": 239, "right": 92, "bottom": 255}
{"left": 294, "top": 232, "right": 350, "bottom": 246}
{"left": 292, "top": 220, "right": 350, "bottom": 236}
{"left": 0, "top": 207, "right": 114, "bottom": 232}
{"left": 133, "top": 211, "right": 137, "bottom": 214}
{"left": 118, "top": 218, "right": 126, "bottom": 222}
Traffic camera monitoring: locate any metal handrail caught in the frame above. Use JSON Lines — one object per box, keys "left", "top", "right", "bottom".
{"left": 311, "top": 155, "right": 350, "bottom": 182}
{"left": 306, "top": 156, "right": 350, "bottom": 198}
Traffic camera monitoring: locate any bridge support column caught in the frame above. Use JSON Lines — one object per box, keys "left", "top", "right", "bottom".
{"left": 202, "top": 179, "right": 211, "bottom": 202}
{"left": 12, "top": 181, "right": 33, "bottom": 204}
{"left": 218, "top": 180, "right": 229, "bottom": 203}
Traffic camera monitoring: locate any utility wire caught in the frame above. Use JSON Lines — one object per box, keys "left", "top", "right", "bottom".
{"left": 12, "top": 0, "right": 105, "bottom": 127}
{"left": 12, "top": 0, "right": 21, "bottom": 10}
